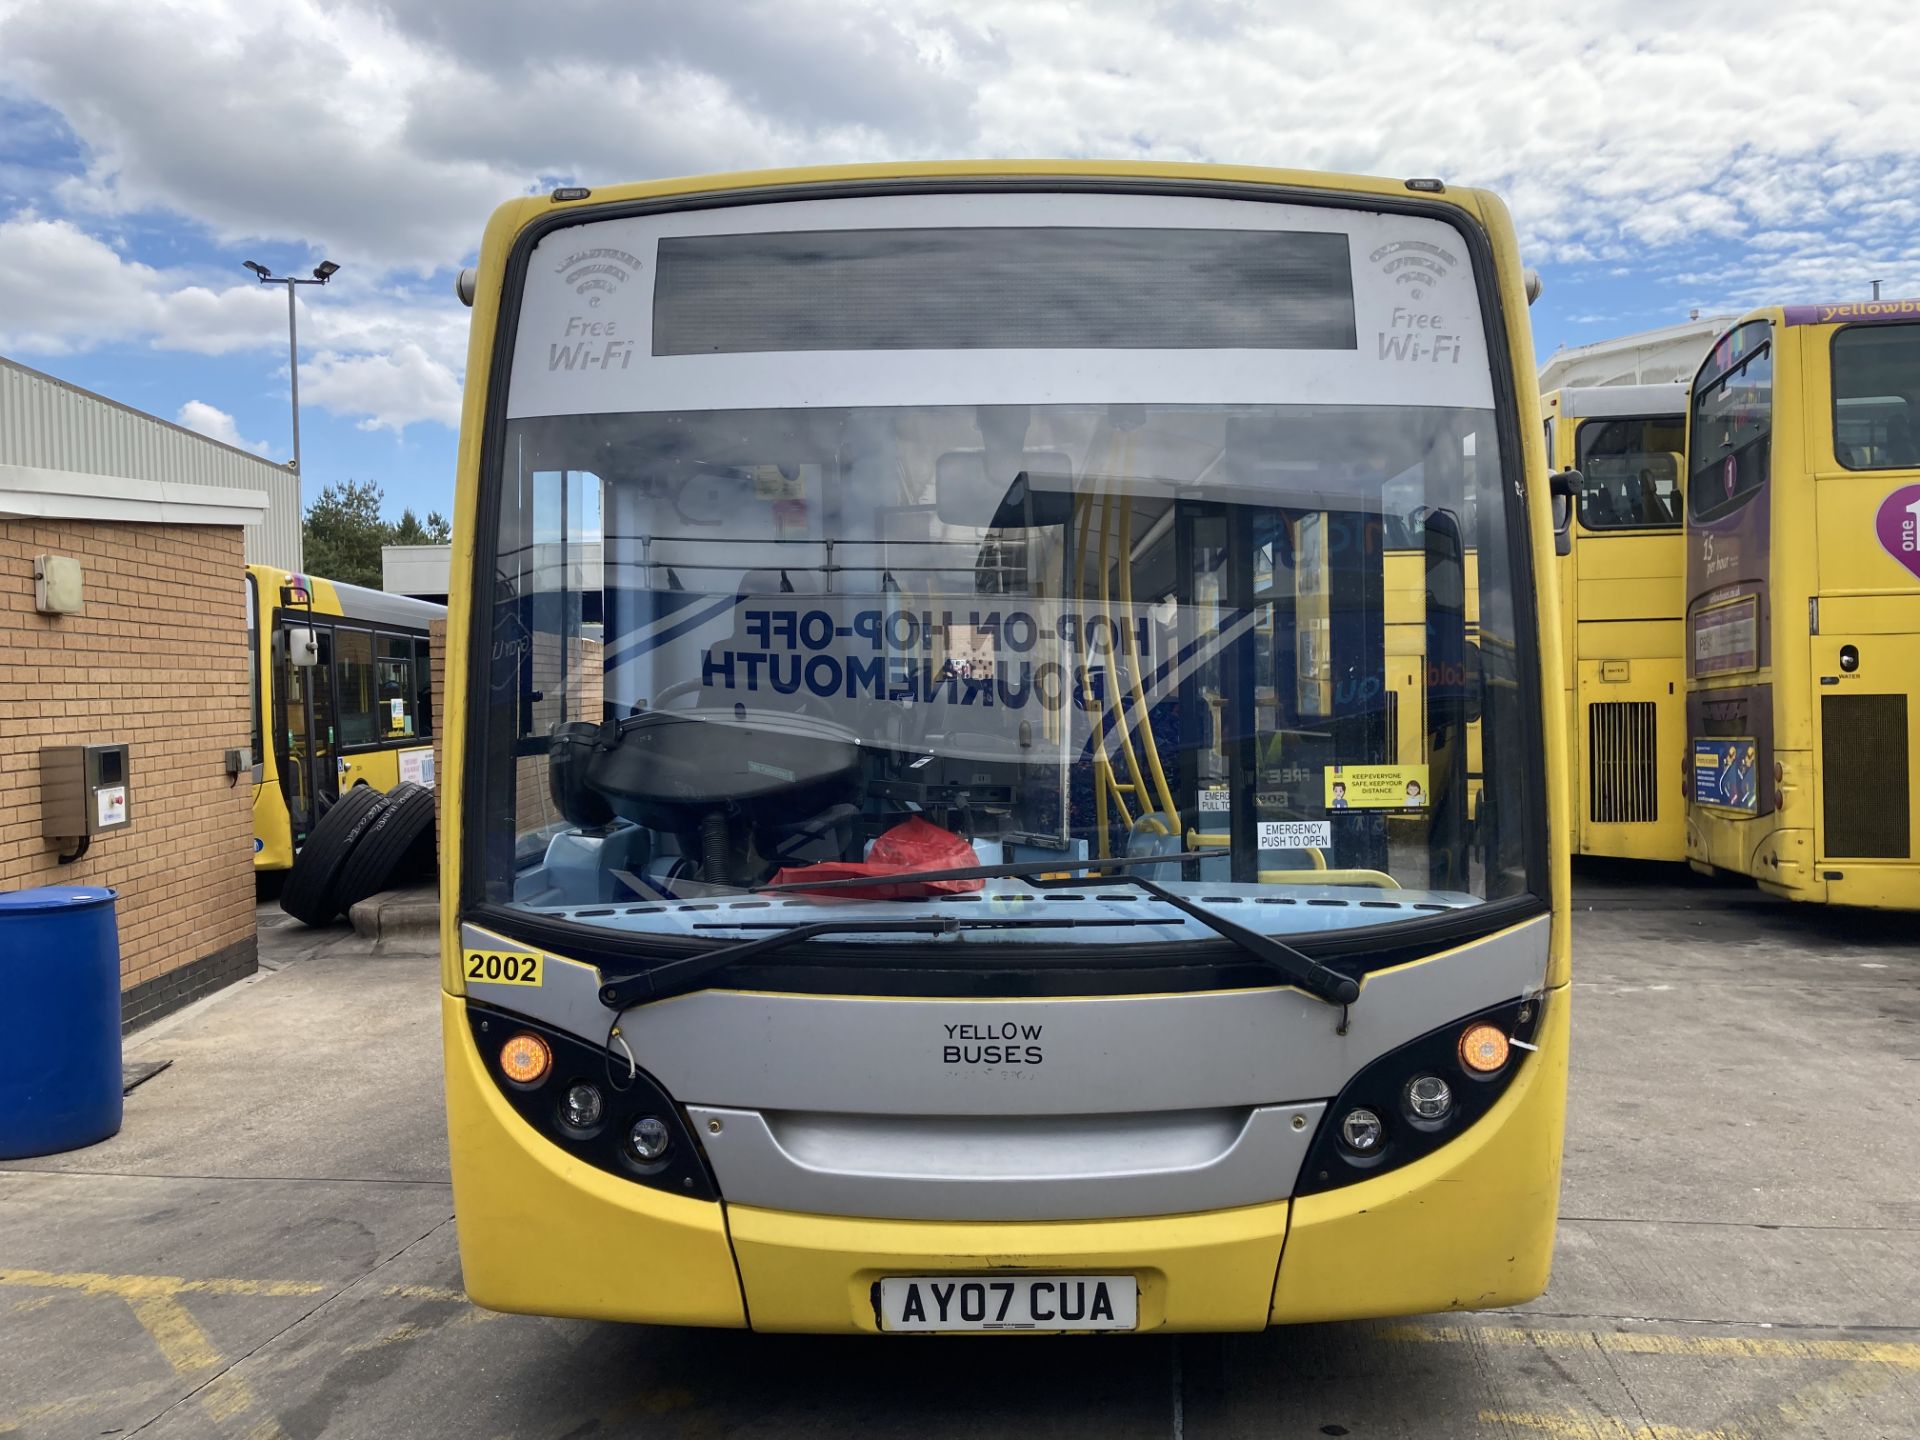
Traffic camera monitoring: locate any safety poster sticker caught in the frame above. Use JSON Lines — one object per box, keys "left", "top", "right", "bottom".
{"left": 1325, "top": 764, "right": 1430, "bottom": 811}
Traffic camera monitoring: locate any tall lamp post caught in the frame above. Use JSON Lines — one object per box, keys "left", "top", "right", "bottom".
{"left": 243, "top": 259, "right": 339, "bottom": 566}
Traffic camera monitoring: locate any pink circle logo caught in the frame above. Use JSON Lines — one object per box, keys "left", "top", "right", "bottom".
{"left": 1874, "top": 484, "right": 1920, "bottom": 582}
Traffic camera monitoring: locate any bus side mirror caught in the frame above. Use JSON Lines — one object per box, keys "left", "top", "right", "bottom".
{"left": 286, "top": 626, "right": 320, "bottom": 667}
{"left": 1549, "top": 470, "right": 1580, "bottom": 556}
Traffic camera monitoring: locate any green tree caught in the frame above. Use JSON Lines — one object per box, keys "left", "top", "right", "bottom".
{"left": 391, "top": 508, "right": 452, "bottom": 545}
{"left": 302, "top": 479, "right": 389, "bottom": 587}
{"left": 303, "top": 483, "right": 452, "bottom": 587}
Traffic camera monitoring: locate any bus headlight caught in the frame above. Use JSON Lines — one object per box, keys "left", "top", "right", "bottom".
{"left": 468, "top": 1005, "right": 717, "bottom": 1202}
{"left": 1297, "top": 995, "right": 1544, "bottom": 1196}
{"left": 1405, "top": 1074, "right": 1453, "bottom": 1121}
{"left": 627, "top": 1116, "right": 672, "bottom": 1163}
{"left": 560, "top": 1083, "right": 604, "bottom": 1131}
{"left": 1339, "top": 1108, "right": 1384, "bottom": 1154}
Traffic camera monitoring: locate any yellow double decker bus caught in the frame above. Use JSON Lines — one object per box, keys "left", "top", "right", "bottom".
{"left": 1542, "top": 384, "right": 1690, "bottom": 862}
{"left": 440, "top": 161, "right": 1569, "bottom": 1333}
{"left": 247, "top": 564, "right": 444, "bottom": 870}
{"left": 1685, "top": 300, "right": 1920, "bottom": 907}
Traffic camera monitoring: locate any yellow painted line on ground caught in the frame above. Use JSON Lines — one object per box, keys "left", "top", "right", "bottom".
{"left": 1385, "top": 1322, "right": 1920, "bottom": 1370}
{"left": 0, "top": 1267, "right": 327, "bottom": 1300}
{"left": 118, "top": 1287, "right": 293, "bottom": 1439}
{"left": 1742, "top": 1358, "right": 1901, "bottom": 1435}
{"left": 2, "top": 1260, "right": 496, "bottom": 1438}
{"left": 0, "top": 1380, "right": 177, "bottom": 1438}
{"left": 380, "top": 1283, "right": 474, "bottom": 1303}
{"left": 0, "top": 1266, "right": 353, "bottom": 1440}
{"left": 1483, "top": 1355, "right": 1909, "bottom": 1440}
{"left": 1479, "top": 1410, "right": 1750, "bottom": 1440}
{"left": 127, "top": 1294, "right": 224, "bottom": 1372}
{"left": 349, "top": 1308, "right": 499, "bottom": 1354}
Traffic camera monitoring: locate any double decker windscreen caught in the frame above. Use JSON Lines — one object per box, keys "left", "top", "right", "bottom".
{"left": 476, "top": 190, "right": 1537, "bottom": 943}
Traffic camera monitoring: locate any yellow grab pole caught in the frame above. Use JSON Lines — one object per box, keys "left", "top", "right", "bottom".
{"left": 1116, "top": 492, "right": 1182, "bottom": 824}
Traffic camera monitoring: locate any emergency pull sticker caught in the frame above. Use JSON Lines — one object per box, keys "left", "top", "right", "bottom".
{"left": 463, "top": 950, "right": 543, "bottom": 987}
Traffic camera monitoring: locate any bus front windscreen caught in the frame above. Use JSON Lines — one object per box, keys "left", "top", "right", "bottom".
{"left": 474, "top": 191, "right": 1538, "bottom": 947}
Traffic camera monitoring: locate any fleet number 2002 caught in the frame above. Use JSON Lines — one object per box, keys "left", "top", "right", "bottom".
{"left": 464, "top": 950, "right": 543, "bottom": 986}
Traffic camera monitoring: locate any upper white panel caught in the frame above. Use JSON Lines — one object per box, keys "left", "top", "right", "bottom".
{"left": 506, "top": 190, "right": 1496, "bottom": 419}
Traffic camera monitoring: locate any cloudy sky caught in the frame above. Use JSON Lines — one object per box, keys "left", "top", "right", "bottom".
{"left": 3, "top": 0, "right": 1918, "bottom": 520}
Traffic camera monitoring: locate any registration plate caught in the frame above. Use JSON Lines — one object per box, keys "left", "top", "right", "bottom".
{"left": 877, "top": 1275, "right": 1137, "bottom": 1332}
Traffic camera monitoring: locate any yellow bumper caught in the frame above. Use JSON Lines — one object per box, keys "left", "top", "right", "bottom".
{"left": 728, "top": 1197, "right": 1289, "bottom": 1334}
{"left": 251, "top": 784, "right": 293, "bottom": 871}
{"left": 445, "top": 987, "right": 1568, "bottom": 1333}
{"left": 1271, "top": 982, "right": 1569, "bottom": 1321}
{"left": 443, "top": 992, "right": 748, "bottom": 1326}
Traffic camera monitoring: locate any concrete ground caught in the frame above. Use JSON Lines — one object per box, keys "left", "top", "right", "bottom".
{"left": 3, "top": 870, "right": 1918, "bottom": 1439}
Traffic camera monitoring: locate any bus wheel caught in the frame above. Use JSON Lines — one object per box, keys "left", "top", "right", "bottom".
{"left": 280, "top": 785, "right": 391, "bottom": 926}
{"left": 335, "top": 783, "right": 438, "bottom": 912}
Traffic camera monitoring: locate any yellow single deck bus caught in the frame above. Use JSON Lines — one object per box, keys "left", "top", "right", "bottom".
{"left": 1685, "top": 300, "right": 1920, "bottom": 908}
{"left": 248, "top": 564, "right": 444, "bottom": 870}
{"left": 441, "top": 161, "right": 1570, "bottom": 1333}
{"left": 1542, "top": 384, "right": 1690, "bottom": 862}
{"left": 1384, "top": 481, "right": 1485, "bottom": 854}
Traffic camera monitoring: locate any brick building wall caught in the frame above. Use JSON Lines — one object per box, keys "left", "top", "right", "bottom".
{"left": 0, "top": 518, "right": 256, "bottom": 1028}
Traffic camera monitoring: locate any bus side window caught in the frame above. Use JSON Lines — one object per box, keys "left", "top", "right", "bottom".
{"left": 1832, "top": 323, "right": 1920, "bottom": 470}
{"left": 378, "top": 633, "right": 414, "bottom": 736}
{"left": 336, "top": 627, "right": 379, "bottom": 746}
{"left": 1690, "top": 324, "right": 1773, "bottom": 520}
{"left": 1577, "top": 417, "right": 1686, "bottom": 530}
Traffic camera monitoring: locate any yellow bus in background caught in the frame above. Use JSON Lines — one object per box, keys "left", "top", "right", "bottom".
{"left": 1685, "top": 302, "right": 1920, "bottom": 908}
{"left": 1384, "top": 489, "right": 1483, "bottom": 849}
{"left": 1542, "top": 385, "right": 1689, "bottom": 862}
{"left": 440, "top": 161, "right": 1568, "bottom": 1333}
{"left": 247, "top": 564, "right": 444, "bottom": 870}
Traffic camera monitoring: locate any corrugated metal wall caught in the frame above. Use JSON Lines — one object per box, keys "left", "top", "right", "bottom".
{"left": 0, "top": 356, "right": 301, "bottom": 567}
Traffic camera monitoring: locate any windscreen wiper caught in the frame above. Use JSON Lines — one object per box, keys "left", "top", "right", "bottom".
{"left": 596, "top": 915, "right": 1166, "bottom": 1010}
{"left": 753, "top": 849, "right": 1227, "bottom": 896}
{"left": 1033, "top": 872, "right": 1361, "bottom": 1009}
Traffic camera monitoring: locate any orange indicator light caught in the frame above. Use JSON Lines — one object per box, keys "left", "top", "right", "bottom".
{"left": 500, "top": 1032, "right": 552, "bottom": 1084}
{"left": 1458, "top": 1023, "right": 1511, "bottom": 1074}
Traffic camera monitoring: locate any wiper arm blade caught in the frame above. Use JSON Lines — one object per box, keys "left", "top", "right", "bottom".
{"left": 599, "top": 914, "right": 1172, "bottom": 1009}
{"left": 599, "top": 917, "right": 960, "bottom": 1009}
{"left": 1037, "top": 873, "right": 1361, "bottom": 1008}
{"left": 754, "top": 849, "right": 1227, "bottom": 896}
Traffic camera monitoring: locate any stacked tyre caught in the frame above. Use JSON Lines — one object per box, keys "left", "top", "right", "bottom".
{"left": 280, "top": 783, "right": 437, "bottom": 926}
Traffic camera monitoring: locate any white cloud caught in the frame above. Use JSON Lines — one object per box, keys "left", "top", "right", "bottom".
{"left": 4, "top": 0, "right": 1914, "bottom": 281}
{"left": 176, "top": 399, "right": 269, "bottom": 453}
{"left": 2, "top": 0, "right": 1919, "bottom": 402}
{"left": 0, "top": 209, "right": 470, "bottom": 432}
{"left": 301, "top": 344, "right": 462, "bottom": 433}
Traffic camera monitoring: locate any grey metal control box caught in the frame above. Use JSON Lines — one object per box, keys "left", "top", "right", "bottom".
{"left": 41, "top": 744, "right": 132, "bottom": 840}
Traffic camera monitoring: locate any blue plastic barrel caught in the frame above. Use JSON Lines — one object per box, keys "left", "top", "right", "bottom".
{"left": 0, "top": 886, "right": 123, "bottom": 1158}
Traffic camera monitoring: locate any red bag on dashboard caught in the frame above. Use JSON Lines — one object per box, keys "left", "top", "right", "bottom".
{"left": 770, "top": 816, "right": 984, "bottom": 900}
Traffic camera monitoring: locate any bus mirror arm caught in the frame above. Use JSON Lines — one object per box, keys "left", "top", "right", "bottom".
{"left": 1034, "top": 873, "right": 1361, "bottom": 1009}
